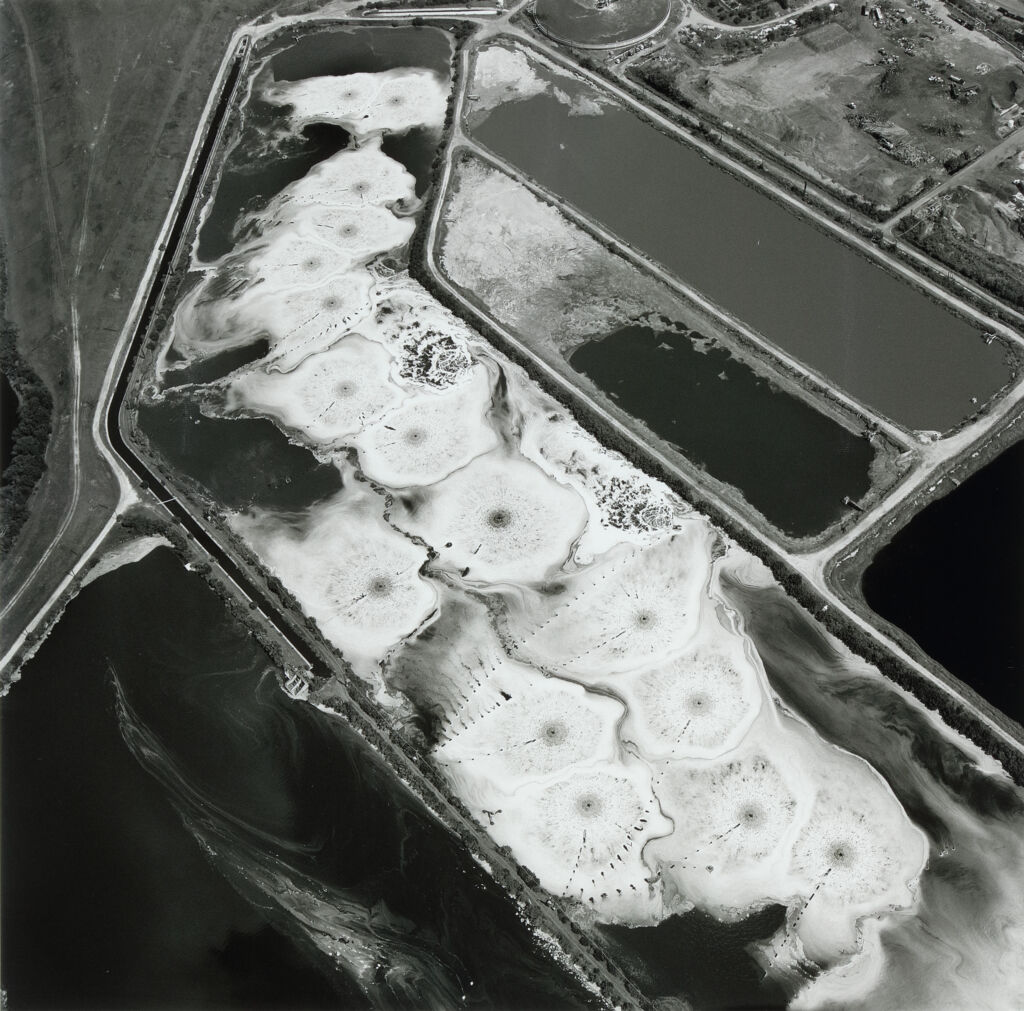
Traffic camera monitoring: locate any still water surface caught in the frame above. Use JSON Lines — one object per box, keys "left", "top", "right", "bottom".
{"left": 140, "top": 398, "right": 342, "bottom": 512}
{"left": 1, "top": 548, "right": 599, "bottom": 1009}
{"left": 474, "top": 87, "right": 1009, "bottom": 431}
{"left": 570, "top": 324, "right": 874, "bottom": 535}
{"left": 863, "top": 438, "right": 1024, "bottom": 723}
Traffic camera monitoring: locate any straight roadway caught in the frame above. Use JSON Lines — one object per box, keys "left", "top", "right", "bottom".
{"left": 883, "top": 125, "right": 1024, "bottom": 230}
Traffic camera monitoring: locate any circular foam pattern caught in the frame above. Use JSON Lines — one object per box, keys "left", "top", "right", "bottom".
{"left": 231, "top": 272, "right": 376, "bottom": 369}
{"left": 789, "top": 786, "right": 926, "bottom": 908}
{"left": 276, "top": 203, "right": 415, "bottom": 268}
{"left": 510, "top": 528, "right": 711, "bottom": 679}
{"left": 658, "top": 752, "right": 799, "bottom": 872}
{"left": 314, "top": 529, "right": 437, "bottom": 665}
{"left": 622, "top": 639, "right": 762, "bottom": 759}
{"left": 226, "top": 333, "right": 404, "bottom": 446}
{"left": 233, "top": 489, "right": 437, "bottom": 677}
{"left": 241, "top": 232, "right": 350, "bottom": 293}
{"left": 435, "top": 672, "right": 621, "bottom": 784}
{"left": 393, "top": 450, "right": 589, "bottom": 585}
{"left": 785, "top": 780, "right": 928, "bottom": 962}
{"left": 264, "top": 202, "right": 415, "bottom": 268}
{"left": 492, "top": 763, "right": 666, "bottom": 905}
{"left": 263, "top": 68, "right": 448, "bottom": 138}
{"left": 351, "top": 364, "right": 499, "bottom": 487}
{"left": 274, "top": 140, "right": 417, "bottom": 214}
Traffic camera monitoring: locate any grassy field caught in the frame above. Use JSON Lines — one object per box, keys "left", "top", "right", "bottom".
{"left": 634, "top": 0, "right": 1024, "bottom": 214}
{"left": 0, "top": 0, "right": 321, "bottom": 657}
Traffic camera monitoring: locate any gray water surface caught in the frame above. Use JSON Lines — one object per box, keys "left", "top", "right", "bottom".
{"left": 473, "top": 86, "right": 1009, "bottom": 431}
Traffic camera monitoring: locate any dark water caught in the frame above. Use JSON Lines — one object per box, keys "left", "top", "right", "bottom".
{"left": 862, "top": 438, "right": 1024, "bottom": 724}
{"left": 164, "top": 339, "right": 271, "bottom": 390}
{"left": 197, "top": 27, "right": 452, "bottom": 264}
{"left": 1, "top": 370, "right": 16, "bottom": 478}
{"left": 570, "top": 324, "right": 874, "bottom": 536}
{"left": 139, "top": 398, "right": 342, "bottom": 512}
{"left": 268, "top": 26, "right": 452, "bottom": 82}
{"left": 0, "top": 553, "right": 357, "bottom": 1010}
{"left": 198, "top": 117, "right": 351, "bottom": 263}
{"left": 382, "top": 129, "right": 440, "bottom": 198}
{"left": 473, "top": 89, "right": 1009, "bottom": 431}
{"left": 599, "top": 906, "right": 789, "bottom": 1011}
{"left": 1, "top": 548, "right": 598, "bottom": 1009}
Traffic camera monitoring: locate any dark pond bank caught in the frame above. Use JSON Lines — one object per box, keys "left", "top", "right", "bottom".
{"left": 862, "top": 438, "right": 1024, "bottom": 724}
{"left": 599, "top": 905, "right": 788, "bottom": 1011}
{"left": 0, "top": 553, "right": 356, "bottom": 1010}
{"left": 1, "top": 370, "right": 16, "bottom": 479}
{"left": 139, "top": 397, "right": 342, "bottom": 512}
{"left": 163, "top": 338, "right": 271, "bottom": 390}
{"left": 1, "top": 548, "right": 598, "bottom": 1009}
{"left": 198, "top": 26, "right": 452, "bottom": 263}
{"left": 473, "top": 81, "right": 1009, "bottom": 431}
{"left": 570, "top": 324, "right": 875, "bottom": 535}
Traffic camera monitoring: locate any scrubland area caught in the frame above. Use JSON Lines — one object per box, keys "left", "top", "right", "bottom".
{"left": 634, "top": 0, "right": 1024, "bottom": 213}
{"left": 898, "top": 139, "right": 1024, "bottom": 303}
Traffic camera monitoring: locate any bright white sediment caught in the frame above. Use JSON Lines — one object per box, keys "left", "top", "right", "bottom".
{"left": 166, "top": 60, "right": 935, "bottom": 982}
{"left": 504, "top": 523, "right": 712, "bottom": 679}
{"left": 389, "top": 449, "right": 590, "bottom": 586}
{"left": 263, "top": 68, "right": 447, "bottom": 139}
{"left": 230, "top": 478, "right": 437, "bottom": 679}
{"left": 348, "top": 362, "right": 500, "bottom": 487}
{"left": 225, "top": 333, "right": 405, "bottom": 447}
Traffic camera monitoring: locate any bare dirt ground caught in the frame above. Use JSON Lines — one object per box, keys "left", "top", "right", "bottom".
{"left": 898, "top": 138, "right": 1024, "bottom": 302}
{"left": 0, "top": 0, "right": 325, "bottom": 658}
{"left": 439, "top": 154, "right": 695, "bottom": 351}
{"left": 634, "top": 0, "right": 1024, "bottom": 212}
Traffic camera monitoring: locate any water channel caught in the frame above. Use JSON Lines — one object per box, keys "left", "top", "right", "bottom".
{"left": 472, "top": 76, "right": 1011, "bottom": 432}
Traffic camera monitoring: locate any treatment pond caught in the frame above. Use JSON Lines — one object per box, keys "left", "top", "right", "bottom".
{"left": 470, "top": 51, "right": 1012, "bottom": 433}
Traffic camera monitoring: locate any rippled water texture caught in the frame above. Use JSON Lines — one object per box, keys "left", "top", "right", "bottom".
{"left": 1, "top": 548, "right": 600, "bottom": 1009}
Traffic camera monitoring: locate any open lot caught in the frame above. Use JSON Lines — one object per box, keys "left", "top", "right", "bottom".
{"left": 898, "top": 137, "right": 1024, "bottom": 303}
{"left": 634, "top": 0, "right": 1024, "bottom": 213}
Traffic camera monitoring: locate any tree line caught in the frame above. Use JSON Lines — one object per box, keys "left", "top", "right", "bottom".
{"left": 1, "top": 315, "right": 54, "bottom": 556}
